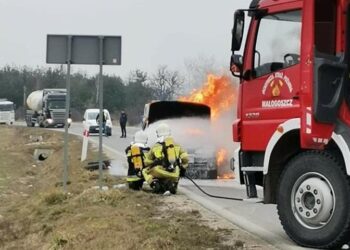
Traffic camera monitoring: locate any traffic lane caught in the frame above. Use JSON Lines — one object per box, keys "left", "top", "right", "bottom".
{"left": 87, "top": 127, "right": 140, "bottom": 154}
{"left": 68, "top": 123, "right": 140, "bottom": 176}
{"left": 179, "top": 180, "right": 305, "bottom": 250}
{"left": 69, "top": 123, "right": 140, "bottom": 154}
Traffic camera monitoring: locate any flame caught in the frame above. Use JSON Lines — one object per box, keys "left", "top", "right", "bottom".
{"left": 179, "top": 74, "right": 237, "bottom": 180}
{"left": 216, "top": 148, "right": 227, "bottom": 166}
{"left": 179, "top": 74, "right": 236, "bottom": 120}
{"left": 216, "top": 148, "right": 235, "bottom": 179}
{"left": 217, "top": 172, "right": 235, "bottom": 179}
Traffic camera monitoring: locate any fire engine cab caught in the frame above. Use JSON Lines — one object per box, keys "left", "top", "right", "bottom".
{"left": 230, "top": 0, "right": 350, "bottom": 248}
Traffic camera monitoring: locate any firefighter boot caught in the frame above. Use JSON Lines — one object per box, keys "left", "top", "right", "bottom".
{"left": 163, "top": 179, "right": 178, "bottom": 194}
{"left": 168, "top": 182, "right": 178, "bottom": 194}
{"left": 150, "top": 179, "right": 162, "bottom": 194}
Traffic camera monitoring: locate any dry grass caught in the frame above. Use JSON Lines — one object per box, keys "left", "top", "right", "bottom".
{"left": 0, "top": 126, "right": 249, "bottom": 250}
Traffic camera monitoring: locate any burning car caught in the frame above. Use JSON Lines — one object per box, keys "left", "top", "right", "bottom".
{"left": 142, "top": 101, "right": 217, "bottom": 179}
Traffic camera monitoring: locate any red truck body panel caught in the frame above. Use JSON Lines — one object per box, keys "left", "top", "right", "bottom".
{"left": 230, "top": 0, "right": 350, "bottom": 247}
{"left": 234, "top": 0, "right": 350, "bottom": 150}
{"left": 258, "top": 0, "right": 301, "bottom": 8}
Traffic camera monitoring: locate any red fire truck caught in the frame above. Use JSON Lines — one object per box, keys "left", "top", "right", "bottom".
{"left": 230, "top": 0, "right": 350, "bottom": 248}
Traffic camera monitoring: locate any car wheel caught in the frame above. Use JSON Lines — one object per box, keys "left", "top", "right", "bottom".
{"left": 277, "top": 151, "right": 350, "bottom": 249}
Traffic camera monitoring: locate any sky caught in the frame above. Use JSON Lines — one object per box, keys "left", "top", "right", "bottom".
{"left": 0, "top": 0, "right": 247, "bottom": 79}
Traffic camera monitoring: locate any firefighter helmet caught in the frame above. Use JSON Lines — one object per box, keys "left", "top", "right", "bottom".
{"left": 156, "top": 123, "right": 171, "bottom": 137}
{"left": 134, "top": 130, "right": 148, "bottom": 144}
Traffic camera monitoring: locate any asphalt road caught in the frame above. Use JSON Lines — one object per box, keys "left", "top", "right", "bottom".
{"left": 18, "top": 121, "right": 310, "bottom": 249}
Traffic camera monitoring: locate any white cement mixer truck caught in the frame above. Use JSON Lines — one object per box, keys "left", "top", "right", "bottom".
{"left": 25, "top": 89, "right": 71, "bottom": 128}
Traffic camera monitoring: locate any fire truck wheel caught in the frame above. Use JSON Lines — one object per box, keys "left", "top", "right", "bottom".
{"left": 277, "top": 151, "right": 350, "bottom": 249}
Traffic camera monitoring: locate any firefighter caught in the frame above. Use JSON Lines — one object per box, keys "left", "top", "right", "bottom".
{"left": 143, "top": 123, "right": 189, "bottom": 194}
{"left": 125, "top": 130, "right": 149, "bottom": 190}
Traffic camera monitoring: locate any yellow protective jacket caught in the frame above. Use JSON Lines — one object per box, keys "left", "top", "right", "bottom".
{"left": 144, "top": 136, "right": 189, "bottom": 170}
{"left": 125, "top": 143, "right": 149, "bottom": 182}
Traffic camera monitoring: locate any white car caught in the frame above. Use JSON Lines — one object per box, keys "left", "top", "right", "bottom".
{"left": 83, "top": 109, "right": 112, "bottom": 136}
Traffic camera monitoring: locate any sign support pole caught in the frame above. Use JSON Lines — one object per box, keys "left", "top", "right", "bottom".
{"left": 98, "top": 37, "right": 104, "bottom": 189}
{"left": 63, "top": 35, "right": 72, "bottom": 192}
{"left": 46, "top": 34, "right": 121, "bottom": 192}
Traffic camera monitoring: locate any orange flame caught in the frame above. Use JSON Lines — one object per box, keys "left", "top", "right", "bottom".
{"left": 179, "top": 74, "right": 236, "bottom": 180}
{"left": 216, "top": 148, "right": 235, "bottom": 179}
{"left": 217, "top": 172, "right": 235, "bottom": 179}
{"left": 216, "top": 148, "right": 227, "bottom": 166}
{"left": 179, "top": 74, "right": 236, "bottom": 120}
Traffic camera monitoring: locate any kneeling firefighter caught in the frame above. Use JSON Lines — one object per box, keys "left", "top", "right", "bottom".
{"left": 125, "top": 130, "right": 150, "bottom": 190}
{"left": 143, "top": 123, "right": 189, "bottom": 194}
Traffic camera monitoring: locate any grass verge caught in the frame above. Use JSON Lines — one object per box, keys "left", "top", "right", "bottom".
{"left": 0, "top": 126, "right": 258, "bottom": 250}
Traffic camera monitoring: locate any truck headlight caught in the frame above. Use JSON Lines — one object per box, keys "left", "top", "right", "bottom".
{"left": 67, "top": 118, "right": 72, "bottom": 123}
{"left": 47, "top": 118, "right": 53, "bottom": 124}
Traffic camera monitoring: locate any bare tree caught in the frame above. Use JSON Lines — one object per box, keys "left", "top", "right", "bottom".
{"left": 127, "top": 69, "right": 148, "bottom": 85}
{"left": 148, "top": 65, "right": 184, "bottom": 101}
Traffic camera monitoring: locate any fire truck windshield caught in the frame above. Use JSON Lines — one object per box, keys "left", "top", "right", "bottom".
{"left": 253, "top": 10, "right": 301, "bottom": 78}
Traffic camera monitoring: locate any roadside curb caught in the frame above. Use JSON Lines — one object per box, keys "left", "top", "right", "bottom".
{"left": 178, "top": 186, "right": 305, "bottom": 250}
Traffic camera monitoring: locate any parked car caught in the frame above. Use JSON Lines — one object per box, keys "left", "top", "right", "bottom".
{"left": 83, "top": 109, "right": 112, "bottom": 136}
{"left": 142, "top": 101, "right": 217, "bottom": 179}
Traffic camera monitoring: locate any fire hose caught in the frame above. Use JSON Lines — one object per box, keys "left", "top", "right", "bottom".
{"left": 184, "top": 174, "right": 244, "bottom": 201}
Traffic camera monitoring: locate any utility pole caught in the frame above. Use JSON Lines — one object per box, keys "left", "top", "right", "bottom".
{"left": 23, "top": 85, "right": 27, "bottom": 108}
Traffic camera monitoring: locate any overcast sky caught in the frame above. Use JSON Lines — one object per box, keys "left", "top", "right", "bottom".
{"left": 0, "top": 0, "right": 247, "bottom": 79}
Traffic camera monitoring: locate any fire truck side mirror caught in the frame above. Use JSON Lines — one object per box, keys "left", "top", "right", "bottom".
{"left": 230, "top": 54, "right": 243, "bottom": 77}
{"left": 231, "top": 10, "right": 245, "bottom": 51}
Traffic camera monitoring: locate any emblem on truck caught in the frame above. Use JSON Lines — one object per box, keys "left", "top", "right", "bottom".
{"left": 262, "top": 72, "right": 293, "bottom": 96}
{"left": 261, "top": 72, "right": 294, "bottom": 108}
